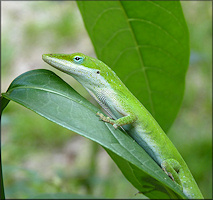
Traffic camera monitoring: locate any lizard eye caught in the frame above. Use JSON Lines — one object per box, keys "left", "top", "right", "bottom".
{"left": 96, "top": 70, "right": 100, "bottom": 74}
{"left": 73, "top": 56, "right": 84, "bottom": 64}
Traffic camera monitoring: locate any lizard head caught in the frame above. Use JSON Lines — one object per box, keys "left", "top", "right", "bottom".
{"left": 42, "top": 53, "right": 123, "bottom": 89}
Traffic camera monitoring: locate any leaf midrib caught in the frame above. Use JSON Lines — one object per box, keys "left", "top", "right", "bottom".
{"left": 4, "top": 86, "right": 97, "bottom": 114}
{"left": 118, "top": 1, "right": 156, "bottom": 117}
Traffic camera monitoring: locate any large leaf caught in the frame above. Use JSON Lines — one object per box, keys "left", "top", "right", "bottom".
{"left": 77, "top": 1, "right": 190, "bottom": 132}
{"left": 1, "top": 69, "right": 186, "bottom": 199}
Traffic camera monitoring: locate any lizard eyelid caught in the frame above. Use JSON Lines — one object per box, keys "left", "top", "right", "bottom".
{"left": 73, "top": 56, "right": 84, "bottom": 64}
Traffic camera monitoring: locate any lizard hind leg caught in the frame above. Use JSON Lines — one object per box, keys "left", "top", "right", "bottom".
{"left": 161, "top": 159, "right": 183, "bottom": 190}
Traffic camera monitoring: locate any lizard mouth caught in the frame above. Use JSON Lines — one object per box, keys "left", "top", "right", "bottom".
{"left": 42, "top": 54, "right": 72, "bottom": 74}
{"left": 42, "top": 54, "right": 56, "bottom": 66}
{"left": 42, "top": 54, "right": 87, "bottom": 77}
{"left": 42, "top": 54, "right": 54, "bottom": 66}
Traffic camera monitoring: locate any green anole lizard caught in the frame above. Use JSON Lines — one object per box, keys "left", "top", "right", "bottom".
{"left": 42, "top": 53, "right": 203, "bottom": 199}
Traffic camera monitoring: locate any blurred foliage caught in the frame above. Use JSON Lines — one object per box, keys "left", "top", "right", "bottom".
{"left": 1, "top": 1, "right": 212, "bottom": 199}
{"left": 169, "top": 1, "right": 212, "bottom": 198}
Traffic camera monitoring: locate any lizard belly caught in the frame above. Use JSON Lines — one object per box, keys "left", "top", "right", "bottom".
{"left": 126, "top": 124, "right": 164, "bottom": 165}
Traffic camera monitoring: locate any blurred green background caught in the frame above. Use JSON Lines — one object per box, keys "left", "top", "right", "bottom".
{"left": 1, "top": 1, "right": 212, "bottom": 199}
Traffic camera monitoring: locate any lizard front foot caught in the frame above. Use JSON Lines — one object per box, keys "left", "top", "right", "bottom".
{"left": 96, "top": 112, "right": 118, "bottom": 128}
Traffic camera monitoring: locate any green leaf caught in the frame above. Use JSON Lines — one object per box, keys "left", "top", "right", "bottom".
{"left": 1, "top": 95, "right": 10, "bottom": 114}
{"left": 1, "top": 69, "right": 186, "bottom": 199}
{"left": 77, "top": 1, "right": 190, "bottom": 132}
{"left": 105, "top": 148, "right": 179, "bottom": 199}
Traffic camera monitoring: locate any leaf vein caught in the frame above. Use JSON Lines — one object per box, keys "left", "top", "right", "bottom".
{"left": 128, "top": 18, "right": 180, "bottom": 46}
{"left": 148, "top": 1, "right": 186, "bottom": 32}
{"left": 111, "top": 46, "right": 136, "bottom": 68}
{"left": 100, "top": 28, "right": 130, "bottom": 56}
{"left": 91, "top": 7, "right": 122, "bottom": 33}
{"left": 119, "top": 2, "right": 156, "bottom": 116}
{"left": 138, "top": 44, "right": 182, "bottom": 65}
{"left": 7, "top": 86, "right": 98, "bottom": 114}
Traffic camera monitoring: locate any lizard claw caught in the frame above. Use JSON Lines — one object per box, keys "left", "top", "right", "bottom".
{"left": 113, "top": 124, "right": 118, "bottom": 129}
{"left": 96, "top": 112, "right": 103, "bottom": 121}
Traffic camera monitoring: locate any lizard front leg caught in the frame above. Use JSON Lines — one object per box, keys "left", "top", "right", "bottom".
{"left": 96, "top": 112, "right": 137, "bottom": 129}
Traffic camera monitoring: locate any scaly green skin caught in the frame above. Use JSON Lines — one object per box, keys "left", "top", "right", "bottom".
{"left": 42, "top": 53, "right": 203, "bottom": 199}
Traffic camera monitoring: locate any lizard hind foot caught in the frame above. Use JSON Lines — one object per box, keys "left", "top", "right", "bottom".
{"left": 161, "top": 159, "right": 183, "bottom": 190}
